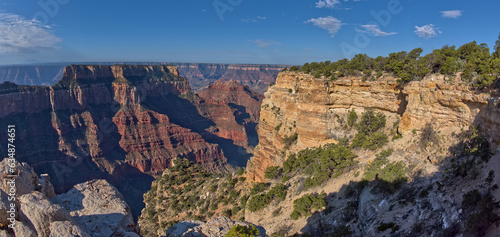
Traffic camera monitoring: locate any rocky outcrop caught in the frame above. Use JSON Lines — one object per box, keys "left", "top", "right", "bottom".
{"left": 19, "top": 191, "right": 77, "bottom": 237}
{"left": 164, "top": 217, "right": 265, "bottom": 237}
{"left": 247, "top": 72, "right": 500, "bottom": 182}
{"left": 52, "top": 179, "right": 138, "bottom": 237}
{"left": 246, "top": 72, "right": 401, "bottom": 182}
{"left": 0, "top": 158, "right": 137, "bottom": 237}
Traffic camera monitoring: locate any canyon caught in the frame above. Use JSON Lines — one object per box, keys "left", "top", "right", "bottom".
{"left": 0, "top": 65, "right": 263, "bottom": 219}
{"left": 0, "top": 63, "right": 287, "bottom": 94}
{"left": 2, "top": 64, "right": 500, "bottom": 236}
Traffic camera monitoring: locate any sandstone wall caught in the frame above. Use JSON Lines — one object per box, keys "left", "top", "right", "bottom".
{"left": 247, "top": 72, "right": 500, "bottom": 182}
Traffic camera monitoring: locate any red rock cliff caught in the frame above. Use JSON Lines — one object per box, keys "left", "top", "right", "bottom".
{"left": 0, "top": 65, "right": 227, "bottom": 192}
{"left": 198, "top": 80, "right": 263, "bottom": 150}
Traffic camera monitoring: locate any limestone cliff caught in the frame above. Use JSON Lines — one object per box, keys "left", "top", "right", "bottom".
{"left": 247, "top": 72, "right": 500, "bottom": 182}
{"left": 241, "top": 72, "right": 500, "bottom": 236}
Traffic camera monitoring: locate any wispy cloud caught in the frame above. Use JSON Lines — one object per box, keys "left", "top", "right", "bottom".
{"left": 0, "top": 13, "right": 61, "bottom": 54}
{"left": 241, "top": 16, "right": 267, "bottom": 23}
{"left": 315, "top": 0, "right": 340, "bottom": 8}
{"left": 360, "top": 25, "right": 397, "bottom": 36}
{"left": 441, "top": 10, "right": 462, "bottom": 19}
{"left": 315, "top": 0, "right": 360, "bottom": 9}
{"left": 305, "top": 16, "right": 344, "bottom": 38}
{"left": 250, "top": 39, "right": 281, "bottom": 48}
{"left": 414, "top": 24, "right": 441, "bottom": 39}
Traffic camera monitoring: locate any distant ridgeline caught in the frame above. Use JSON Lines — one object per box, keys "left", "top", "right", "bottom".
{"left": 0, "top": 62, "right": 289, "bottom": 94}
{"left": 286, "top": 34, "right": 500, "bottom": 90}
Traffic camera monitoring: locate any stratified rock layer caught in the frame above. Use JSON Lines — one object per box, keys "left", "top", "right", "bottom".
{"left": 198, "top": 80, "right": 263, "bottom": 154}
{"left": 0, "top": 63, "right": 288, "bottom": 94}
{"left": 0, "top": 65, "right": 229, "bottom": 218}
{"left": 247, "top": 72, "right": 500, "bottom": 182}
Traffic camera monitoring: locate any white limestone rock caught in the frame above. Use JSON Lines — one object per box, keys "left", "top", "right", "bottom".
{"left": 49, "top": 221, "right": 90, "bottom": 237}
{"left": 52, "top": 179, "right": 137, "bottom": 237}
{"left": 19, "top": 191, "right": 76, "bottom": 237}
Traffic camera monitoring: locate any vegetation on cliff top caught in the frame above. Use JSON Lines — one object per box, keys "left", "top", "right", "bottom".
{"left": 139, "top": 158, "right": 248, "bottom": 236}
{"left": 286, "top": 34, "right": 500, "bottom": 90}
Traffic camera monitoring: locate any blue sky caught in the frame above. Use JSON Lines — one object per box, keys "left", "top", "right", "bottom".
{"left": 0, "top": 0, "right": 499, "bottom": 65}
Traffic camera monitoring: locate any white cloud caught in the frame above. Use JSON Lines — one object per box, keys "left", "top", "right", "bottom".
{"left": 315, "top": 0, "right": 340, "bottom": 8}
{"left": 306, "top": 16, "right": 344, "bottom": 37}
{"left": 0, "top": 13, "right": 61, "bottom": 54}
{"left": 250, "top": 39, "right": 281, "bottom": 48}
{"left": 360, "top": 25, "right": 397, "bottom": 36}
{"left": 315, "top": 0, "right": 360, "bottom": 9}
{"left": 441, "top": 10, "right": 462, "bottom": 19}
{"left": 414, "top": 24, "right": 441, "bottom": 39}
{"left": 256, "top": 16, "right": 266, "bottom": 20}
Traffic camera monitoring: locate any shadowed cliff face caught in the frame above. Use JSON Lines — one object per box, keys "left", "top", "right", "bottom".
{"left": 197, "top": 80, "right": 264, "bottom": 166}
{"left": 0, "top": 65, "right": 253, "bottom": 218}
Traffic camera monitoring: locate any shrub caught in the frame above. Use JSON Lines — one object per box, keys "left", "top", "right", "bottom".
{"left": 240, "top": 195, "right": 249, "bottom": 209}
{"left": 232, "top": 206, "right": 241, "bottom": 215}
{"left": 351, "top": 131, "right": 388, "bottom": 150}
{"left": 290, "top": 193, "right": 326, "bottom": 220}
{"left": 248, "top": 194, "right": 271, "bottom": 212}
{"left": 377, "top": 222, "right": 399, "bottom": 233}
{"left": 364, "top": 149, "right": 407, "bottom": 194}
{"left": 456, "top": 126, "right": 491, "bottom": 161}
{"left": 420, "top": 123, "right": 439, "bottom": 149}
{"left": 250, "top": 183, "right": 269, "bottom": 195}
{"left": 283, "top": 143, "right": 358, "bottom": 188}
{"left": 356, "top": 108, "right": 386, "bottom": 135}
{"left": 347, "top": 109, "right": 357, "bottom": 127}
{"left": 268, "top": 183, "right": 288, "bottom": 201}
{"left": 223, "top": 209, "right": 232, "bottom": 217}
{"left": 209, "top": 184, "right": 218, "bottom": 193}
{"left": 226, "top": 225, "right": 259, "bottom": 237}
{"left": 283, "top": 132, "right": 299, "bottom": 149}
{"left": 237, "top": 168, "right": 244, "bottom": 176}
{"left": 264, "top": 166, "right": 282, "bottom": 180}
{"left": 274, "top": 123, "right": 282, "bottom": 132}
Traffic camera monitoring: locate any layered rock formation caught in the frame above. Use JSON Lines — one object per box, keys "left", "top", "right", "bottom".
{"left": 247, "top": 72, "right": 500, "bottom": 182}
{"left": 0, "top": 63, "right": 288, "bottom": 94}
{"left": 175, "top": 63, "right": 287, "bottom": 93}
{"left": 197, "top": 80, "right": 263, "bottom": 166}
{"left": 0, "top": 65, "right": 229, "bottom": 218}
{"left": 0, "top": 65, "right": 267, "bottom": 219}
{"left": 0, "top": 159, "right": 137, "bottom": 237}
